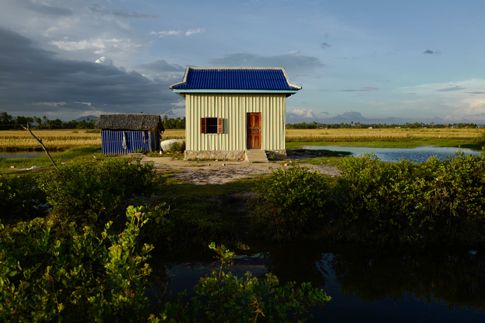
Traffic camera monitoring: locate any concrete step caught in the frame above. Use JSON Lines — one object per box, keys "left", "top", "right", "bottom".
{"left": 245, "top": 149, "right": 268, "bottom": 163}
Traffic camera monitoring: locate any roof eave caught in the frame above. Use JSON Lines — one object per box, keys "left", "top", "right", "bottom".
{"left": 172, "top": 89, "right": 299, "bottom": 95}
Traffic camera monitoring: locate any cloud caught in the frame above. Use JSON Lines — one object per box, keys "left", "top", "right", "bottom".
{"left": 135, "top": 59, "right": 185, "bottom": 81}
{"left": 22, "top": 0, "right": 72, "bottom": 16}
{"left": 210, "top": 53, "right": 324, "bottom": 76}
{"left": 88, "top": 4, "right": 157, "bottom": 19}
{"left": 287, "top": 107, "right": 329, "bottom": 123}
{"left": 95, "top": 56, "right": 113, "bottom": 65}
{"left": 320, "top": 42, "right": 331, "bottom": 49}
{"left": 399, "top": 79, "right": 485, "bottom": 121}
{"left": 185, "top": 28, "right": 204, "bottom": 36}
{"left": 0, "top": 27, "right": 181, "bottom": 119}
{"left": 150, "top": 28, "right": 205, "bottom": 38}
{"left": 50, "top": 37, "right": 141, "bottom": 55}
{"left": 288, "top": 108, "right": 317, "bottom": 119}
{"left": 423, "top": 49, "right": 440, "bottom": 55}
{"left": 341, "top": 86, "right": 379, "bottom": 92}
{"left": 436, "top": 85, "right": 466, "bottom": 92}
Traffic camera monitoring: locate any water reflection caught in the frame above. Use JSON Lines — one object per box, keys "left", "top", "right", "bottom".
{"left": 303, "top": 146, "right": 481, "bottom": 162}
{"left": 0, "top": 152, "right": 42, "bottom": 159}
{"left": 166, "top": 244, "right": 485, "bottom": 322}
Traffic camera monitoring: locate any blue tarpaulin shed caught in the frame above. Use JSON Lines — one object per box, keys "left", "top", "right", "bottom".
{"left": 97, "top": 114, "right": 164, "bottom": 155}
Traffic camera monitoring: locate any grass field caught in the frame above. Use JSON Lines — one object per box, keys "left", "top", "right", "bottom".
{"left": 0, "top": 128, "right": 483, "bottom": 151}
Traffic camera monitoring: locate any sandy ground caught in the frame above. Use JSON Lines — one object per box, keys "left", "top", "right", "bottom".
{"left": 141, "top": 156, "right": 340, "bottom": 185}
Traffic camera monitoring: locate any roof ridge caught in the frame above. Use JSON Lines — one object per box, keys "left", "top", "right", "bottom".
{"left": 188, "top": 66, "right": 285, "bottom": 70}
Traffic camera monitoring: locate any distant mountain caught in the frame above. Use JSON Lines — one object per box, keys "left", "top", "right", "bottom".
{"left": 287, "top": 111, "right": 482, "bottom": 125}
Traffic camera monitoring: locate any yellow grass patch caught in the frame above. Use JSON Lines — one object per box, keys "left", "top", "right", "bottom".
{"left": 285, "top": 128, "right": 483, "bottom": 141}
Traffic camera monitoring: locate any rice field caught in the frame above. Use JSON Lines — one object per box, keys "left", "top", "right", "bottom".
{"left": 0, "top": 128, "right": 482, "bottom": 151}
{"left": 285, "top": 127, "right": 483, "bottom": 142}
{"left": 0, "top": 129, "right": 185, "bottom": 151}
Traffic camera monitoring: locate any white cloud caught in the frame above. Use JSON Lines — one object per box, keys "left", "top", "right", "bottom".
{"left": 150, "top": 30, "right": 181, "bottom": 37}
{"left": 95, "top": 56, "right": 113, "bottom": 65}
{"left": 150, "top": 28, "right": 205, "bottom": 38}
{"left": 185, "top": 28, "right": 204, "bottom": 36}
{"left": 50, "top": 38, "right": 140, "bottom": 54}
{"left": 398, "top": 79, "right": 485, "bottom": 121}
{"left": 288, "top": 107, "right": 317, "bottom": 118}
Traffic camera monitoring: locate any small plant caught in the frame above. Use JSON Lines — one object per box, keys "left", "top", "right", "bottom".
{"left": 154, "top": 242, "right": 331, "bottom": 322}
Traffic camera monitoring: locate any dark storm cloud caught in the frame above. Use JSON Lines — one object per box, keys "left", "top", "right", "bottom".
{"left": 341, "top": 86, "right": 379, "bottom": 92}
{"left": 210, "top": 53, "right": 324, "bottom": 76}
{"left": 437, "top": 85, "right": 466, "bottom": 92}
{"left": 88, "top": 4, "right": 157, "bottom": 19}
{"left": 0, "top": 27, "right": 180, "bottom": 116}
{"left": 23, "top": 0, "right": 72, "bottom": 16}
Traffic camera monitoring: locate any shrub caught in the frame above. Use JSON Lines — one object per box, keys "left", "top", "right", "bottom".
{"left": 253, "top": 167, "right": 330, "bottom": 240}
{"left": 38, "top": 158, "right": 156, "bottom": 224}
{"left": 0, "top": 174, "right": 46, "bottom": 222}
{"left": 336, "top": 154, "right": 485, "bottom": 243}
{"left": 154, "top": 243, "right": 331, "bottom": 322}
{"left": 0, "top": 206, "right": 158, "bottom": 322}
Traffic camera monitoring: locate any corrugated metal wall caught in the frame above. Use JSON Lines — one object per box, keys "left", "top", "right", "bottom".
{"left": 101, "top": 130, "right": 159, "bottom": 154}
{"left": 186, "top": 94, "right": 286, "bottom": 151}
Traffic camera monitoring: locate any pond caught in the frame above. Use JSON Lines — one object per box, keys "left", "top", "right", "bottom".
{"left": 164, "top": 244, "right": 485, "bottom": 322}
{"left": 302, "top": 146, "right": 481, "bottom": 162}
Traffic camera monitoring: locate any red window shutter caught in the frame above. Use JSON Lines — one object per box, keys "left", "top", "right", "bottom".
{"left": 217, "top": 118, "right": 223, "bottom": 134}
{"left": 200, "top": 118, "right": 206, "bottom": 133}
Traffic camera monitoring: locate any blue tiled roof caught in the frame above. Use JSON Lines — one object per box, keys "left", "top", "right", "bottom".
{"left": 170, "top": 67, "right": 301, "bottom": 92}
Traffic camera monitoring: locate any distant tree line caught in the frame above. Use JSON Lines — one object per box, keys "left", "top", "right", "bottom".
{"left": 162, "top": 115, "right": 185, "bottom": 129}
{"left": 286, "top": 121, "right": 482, "bottom": 129}
{"left": 2, "top": 112, "right": 480, "bottom": 130}
{"left": 0, "top": 112, "right": 95, "bottom": 130}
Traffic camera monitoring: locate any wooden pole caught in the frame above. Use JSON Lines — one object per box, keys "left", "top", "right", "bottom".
{"left": 22, "top": 123, "right": 59, "bottom": 171}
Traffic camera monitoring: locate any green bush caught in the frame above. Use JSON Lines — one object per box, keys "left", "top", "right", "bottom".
{"left": 253, "top": 167, "right": 330, "bottom": 240}
{"left": 254, "top": 155, "right": 484, "bottom": 244}
{"left": 336, "top": 154, "right": 485, "bottom": 243}
{"left": 38, "top": 158, "right": 156, "bottom": 223}
{"left": 154, "top": 243, "right": 330, "bottom": 322}
{"left": 0, "top": 206, "right": 158, "bottom": 322}
{"left": 0, "top": 174, "right": 46, "bottom": 222}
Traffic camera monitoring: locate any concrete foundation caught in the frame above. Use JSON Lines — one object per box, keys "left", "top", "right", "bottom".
{"left": 184, "top": 150, "right": 246, "bottom": 161}
{"left": 184, "top": 149, "right": 287, "bottom": 161}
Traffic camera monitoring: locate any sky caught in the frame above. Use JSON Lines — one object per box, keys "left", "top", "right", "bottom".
{"left": 1, "top": 0, "right": 485, "bottom": 122}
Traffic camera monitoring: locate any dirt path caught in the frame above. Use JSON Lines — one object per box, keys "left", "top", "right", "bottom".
{"left": 141, "top": 156, "right": 339, "bottom": 185}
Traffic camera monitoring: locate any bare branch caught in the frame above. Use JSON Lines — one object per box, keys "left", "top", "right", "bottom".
{"left": 21, "top": 123, "right": 59, "bottom": 171}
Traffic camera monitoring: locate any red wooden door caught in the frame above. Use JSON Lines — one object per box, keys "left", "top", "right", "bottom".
{"left": 247, "top": 112, "right": 261, "bottom": 149}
